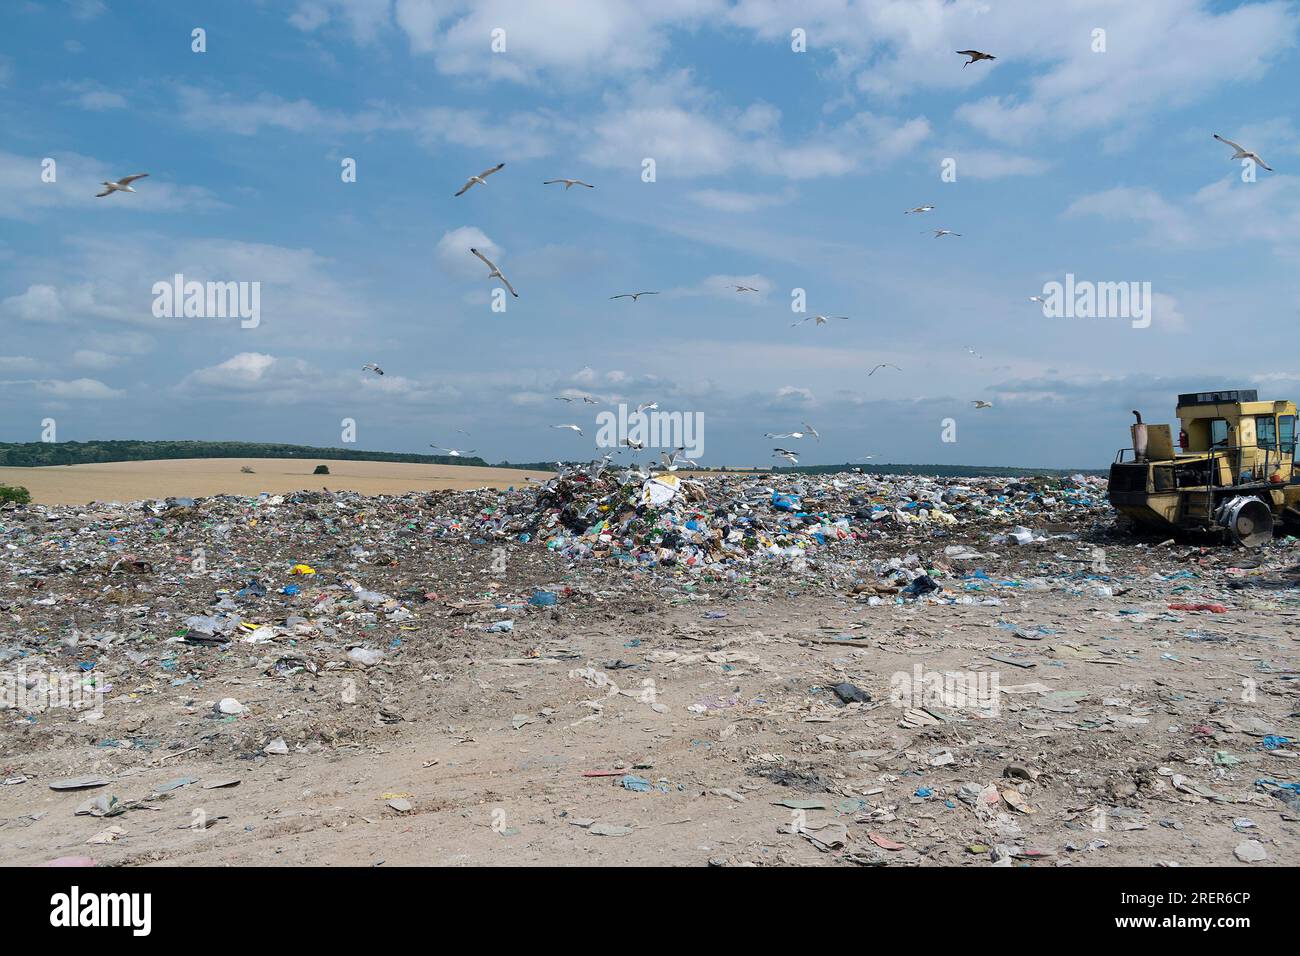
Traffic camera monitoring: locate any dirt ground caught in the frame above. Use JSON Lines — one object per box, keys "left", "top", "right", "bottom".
{"left": 3, "top": 525, "right": 1298, "bottom": 867}
{"left": 0, "top": 459, "right": 555, "bottom": 505}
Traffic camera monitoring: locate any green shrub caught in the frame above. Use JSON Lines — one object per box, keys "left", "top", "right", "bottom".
{"left": 313, "top": 464, "right": 330, "bottom": 475}
{"left": 0, "top": 484, "right": 32, "bottom": 505}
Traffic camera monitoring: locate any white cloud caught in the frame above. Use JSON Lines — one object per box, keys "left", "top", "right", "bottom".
{"left": 36, "top": 377, "right": 123, "bottom": 399}
{"left": 775, "top": 385, "right": 815, "bottom": 404}
{"left": 949, "top": 1, "right": 1297, "bottom": 143}
{"left": 942, "top": 148, "right": 1050, "bottom": 180}
{"left": 434, "top": 226, "right": 499, "bottom": 278}
{"left": 290, "top": 0, "right": 392, "bottom": 41}
{"left": 178, "top": 87, "right": 330, "bottom": 135}
{"left": 0, "top": 355, "right": 41, "bottom": 373}
{"left": 77, "top": 89, "right": 127, "bottom": 110}
{"left": 3, "top": 234, "right": 376, "bottom": 348}
{"left": 1066, "top": 177, "right": 1300, "bottom": 255}
{"left": 584, "top": 74, "right": 930, "bottom": 181}
{"left": 67, "top": 0, "right": 106, "bottom": 21}
{"left": 392, "top": 0, "right": 719, "bottom": 83}
{"left": 686, "top": 188, "right": 794, "bottom": 213}
{"left": 1065, "top": 186, "right": 1200, "bottom": 245}
{"left": 0, "top": 150, "right": 222, "bottom": 220}
{"left": 1, "top": 282, "right": 126, "bottom": 324}
{"left": 61, "top": 82, "right": 127, "bottom": 111}
{"left": 71, "top": 349, "right": 123, "bottom": 369}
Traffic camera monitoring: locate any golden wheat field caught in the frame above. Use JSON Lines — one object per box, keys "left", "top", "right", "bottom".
{"left": 0, "top": 458, "right": 557, "bottom": 505}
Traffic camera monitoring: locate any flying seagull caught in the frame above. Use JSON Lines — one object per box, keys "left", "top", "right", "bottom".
{"left": 791, "top": 314, "right": 848, "bottom": 327}
{"left": 610, "top": 291, "right": 659, "bottom": 301}
{"left": 431, "top": 444, "right": 476, "bottom": 457}
{"left": 454, "top": 163, "right": 505, "bottom": 196}
{"left": 904, "top": 204, "right": 935, "bottom": 214}
{"left": 657, "top": 448, "right": 699, "bottom": 472}
{"left": 554, "top": 396, "right": 575, "bottom": 403}
{"left": 956, "top": 50, "right": 996, "bottom": 67}
{"left": 965, "top": 346, "right": 983, "bottom": 359}
{"left": 1028, "top": 295, "right": 1050, "bottom": 305}
{"left": 802, "top": 423, "right": 821, "bottom": 441}
{"left": 665, "top": 449, "right": 700, "bottom": 470}
{"left": 582, "top": 396, "right": 600, "bottom": 404}
{"left": 929, "top": 229, "right": 961, "bottom": 238}
{"left": 733, "top": 285, "right": 760, "bottom": 293}
{"left": 1213, "top": 133, "right": 1273, "bottom": 172}
{"left": 869, "top": 363, "right": 901, "bottom": 376}
{"left": 624, "top": 437, "right": 644, "bottom": 451}
{"left": 470, "top": 247, "right": 518, "bottom": 298}
{"left": 543, "top": 178, "right": 595, "bottom": 190}
{"left": 95, "top": 173, "right": 148, "bottom": 197}
{"left": 551, "top": 424, "right": 583, "bottom": 435}
{"left": 361, "top": 363, "right": 384, "bottom": 376}
{"left": 636, "top": 401, "right": 658, "bottom": 413}
{"left": 773, "top": 448, "right": 799, "bottom": 465}
{"left": 766, "top": 430, "right": 807, "bottom": 440}
{"left": 971, "top": 400, "right": 993, "bottom": 409}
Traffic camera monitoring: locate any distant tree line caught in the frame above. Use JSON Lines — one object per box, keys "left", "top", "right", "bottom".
{"left": 0, "top": 440, "right": 488, "bottom": 468}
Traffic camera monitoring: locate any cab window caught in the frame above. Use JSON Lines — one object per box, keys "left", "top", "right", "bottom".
{"left": 1210, "top": 419, "right": 1229, "bottom": 448}
{"left": 1281, "top": 415, "right": 1296, "bottom": 454}
{"left": 1256, "top": 415, "right": 1278, "bottom": 449}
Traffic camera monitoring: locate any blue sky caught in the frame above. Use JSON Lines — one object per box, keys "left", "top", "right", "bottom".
{"left": 2, "top": 0, "right": 1299, "bottom": 469}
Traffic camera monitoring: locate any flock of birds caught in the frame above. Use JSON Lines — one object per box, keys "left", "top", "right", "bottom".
{"left": 92, "top": 47, "right": 1276, "bottom": 474}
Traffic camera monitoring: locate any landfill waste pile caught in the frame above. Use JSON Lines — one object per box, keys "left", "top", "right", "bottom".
{"left": 1, "top": 470, "right": 1297, "bottom": 867}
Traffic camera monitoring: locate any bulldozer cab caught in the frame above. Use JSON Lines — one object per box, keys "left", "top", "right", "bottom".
{"left": 1109, "top": 389, "right": 1300, "bottom": 547}
{"left": 1174, "top": 390, "right": 1297, "bottom": 484}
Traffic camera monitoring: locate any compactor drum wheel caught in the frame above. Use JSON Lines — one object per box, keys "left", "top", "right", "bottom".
{"left": 1215, "top": 496, "right": 1274, "bottom": 547}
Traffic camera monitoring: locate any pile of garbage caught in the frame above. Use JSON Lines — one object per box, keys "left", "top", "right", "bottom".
{"left": 0, "top": 472, "right": 1118, "bottom": 677}
{"left": 483, "top": 470, "right": 1112, "bottom": 582}
{"left": 500, "top": 469, "right": 1111, "bottom": 573}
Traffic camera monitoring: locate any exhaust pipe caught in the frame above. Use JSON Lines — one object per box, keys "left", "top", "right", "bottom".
{"left": 1132, "top": 410, "right": 1148, "bottom": 462}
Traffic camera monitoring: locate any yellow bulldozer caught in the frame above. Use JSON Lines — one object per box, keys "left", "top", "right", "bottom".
{"left": 1108, "top": 389, "right": 1300, "bottom": 546}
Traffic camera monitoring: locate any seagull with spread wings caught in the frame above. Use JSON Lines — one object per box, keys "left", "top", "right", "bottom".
{"left": 610, "top": 291, "right": 659, "bottom": 301}
{"left": 95, "top": 173, "right": 149, "bottom": 197}
{"left": 361, "top": 363, "right": 384, "bottom": 376}
{"left": 791, "top": 314, "right": 848, "bottom": 327}
{"left": 869, "top": 363, "right": 901, "bottom": 376}
{"left": 956, "top": 50, "right": 996, "bottom": 67}
{"left": 551, "top": 424, "right": 583, "bottom": 435}
{"left": 454, "top": 163, "right": 505, "bottom": 196}
{"left": 904, "top": 204, "right": 935, "bottom": 214}
{"left": 1213, "top": 133, "right": 1273, "bottom": 172}
{"left": 430, "top": 444, "right": 476, "bottom": 457}
{"left": 470, "top": 247, "right": 518, "bottom": 297}
{"left": 543, "top": 178, "right": 595, "bottom": 190}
